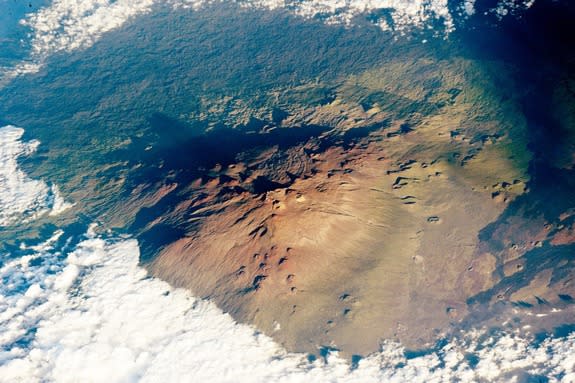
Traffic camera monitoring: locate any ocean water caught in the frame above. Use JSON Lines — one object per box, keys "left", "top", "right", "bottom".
{"left": 1, "top": 0, "right": 574, "bottom": 382}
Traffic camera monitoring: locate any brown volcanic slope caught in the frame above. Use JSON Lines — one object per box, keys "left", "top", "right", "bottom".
{"left": 120, "top": 57, "right": 546, "bottom": 356}
{"left": 11, "top": 49, "right": 572, "bottom": 357}
{"left": 0, "top": 4, "right": 573, "bottom": 361}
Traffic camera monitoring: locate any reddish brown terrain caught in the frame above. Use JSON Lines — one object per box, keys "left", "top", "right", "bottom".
{"left": 0, "top": 0, "right": 572, "bottom": 365}
{"left": 115, "top": 57, "right": 564, "bottom": 355}
{"left": 31, "top": 54, "right": 573, "bottom": 358}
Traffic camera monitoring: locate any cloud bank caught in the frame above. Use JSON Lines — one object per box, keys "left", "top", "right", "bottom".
{"left": 2, "top": 0, "right": 537, "bottom": 80}
{"left": 0, "top": 126, "right": 71, "bottom": 226}
{"left": 21, "top": 0, "right": 156, "bottom": 58}
{"left": 1, "top": 129, "right": 573, "bottom": 382}
{"left": 0, "top": 226, "right": 574, "bottom": 383}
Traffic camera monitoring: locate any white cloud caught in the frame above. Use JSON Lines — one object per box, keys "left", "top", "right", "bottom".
{"left": 22, "top": 0, "right": 157, "bottom": 57}
{"left": 1, "top": 0, "right": 156, "bottom": 80}
{"left": 0, "top": 224, "right": 574, "bottom": 383}
{"left": 493, "top": 0, "right": 536, "bottom": 19}
{"left": 175, "top": 0, "right": 455, "bottom": 33}
{"left": 0, "top": 126, "right": 71, "bottom": 226}
{"left": 1, "top": 0, "right": 538, "bottom": 81}
{"left": 0, "top": 123, "right": 570, "bottom": 381}
{"left": 0, "top": 2, "right": 565, "bottom": 381}
{"left": 462, "top": 0, "right": 475, "bottom": 16}
{"left": 0, "top": 127, "right": 572, "bottom": 382}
